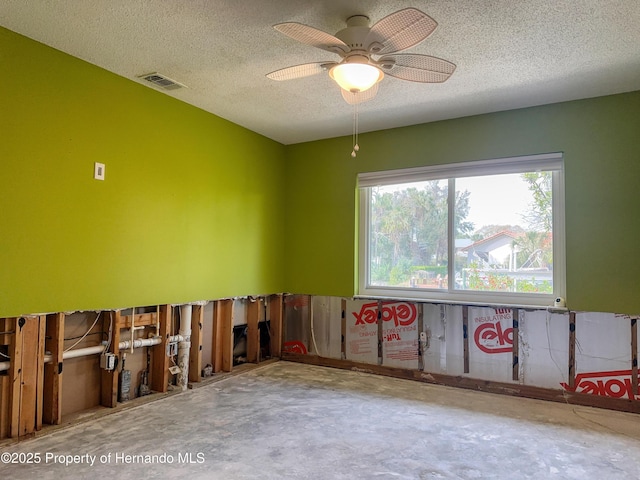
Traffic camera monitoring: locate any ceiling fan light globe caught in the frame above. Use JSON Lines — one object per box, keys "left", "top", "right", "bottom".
{"left": 329, "top": 63, "right": 383, "bottom": 93}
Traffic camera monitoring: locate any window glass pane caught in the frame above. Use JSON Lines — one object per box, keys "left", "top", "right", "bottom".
{"left": 454, "top": 172, "right": 553, "bottom": 293}
{"left": 368, "top": 180, "right": 448, "bottom": 290}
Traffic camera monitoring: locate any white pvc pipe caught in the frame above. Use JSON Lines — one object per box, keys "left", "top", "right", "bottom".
{"left": 0, "top": 336, "right": 168, "bottom": 372}
{"left": 63, "top": 344, "right": 106, "bottom": 360}
{"left": 177, "top": 305, "right": 192, "bottom": 391}
{"left": 118, "top": 337, "right": 162, "bottom": 351}
{"left": 130, "top": 307, "right": 135, "bottom": 354}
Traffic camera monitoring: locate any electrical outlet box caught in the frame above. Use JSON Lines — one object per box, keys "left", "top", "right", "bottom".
{"left": 94, "top": 162, "right": 105, "bottom": 180}
{"left": 167, "top": 341, "right": 178, "bottom": 357}
{"left": 100, "top": 352, "right": 116, "bottom": 371}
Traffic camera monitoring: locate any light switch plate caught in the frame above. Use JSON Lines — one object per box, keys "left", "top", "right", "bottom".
{"left": 94, "top": 162, "right": 105, "bottom": 180}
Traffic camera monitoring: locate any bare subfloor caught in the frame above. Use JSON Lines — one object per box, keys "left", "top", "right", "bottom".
{"left": 1, "top": 361, "right": 639, "bottom": 479}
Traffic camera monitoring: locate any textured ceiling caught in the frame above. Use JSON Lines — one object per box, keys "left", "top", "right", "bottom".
{"left": 2, "top": 1, "right": 640, "bottom": 145}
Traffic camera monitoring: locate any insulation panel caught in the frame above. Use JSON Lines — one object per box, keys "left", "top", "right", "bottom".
{"left": 380, "top": 301, "right": 419, "bottom": 369}
{"left": 310, "top": 296, "right": 342, "bottom": 359}
{"left": 345, "top": 299, "right": 379, "bottom": 364}
{"left": 283, "top": 295, "right": 310, "bottom": 355}
{"left": 467, "top": 307, "right": 515, "bottom": 383}
{"left": 421, "top": 304, "right": 447, "bottom": 373}
{"left": 518, "top": 310, "right": 569, "bottom": 389}
{"left": 564, "top": 312, "right": 637, "bottom": 400}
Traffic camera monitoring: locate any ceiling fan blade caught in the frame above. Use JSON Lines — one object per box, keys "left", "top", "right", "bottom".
{"left": 266, "top": 62, "right": 337, "bottom": 81}
{"left": 274, "top": 23, "right": 350, "bottom": 54}
{"left": 341, "top": 83, "right": 379, "bottom": 105}
{"left": 380, "top": 54, "right": 456, "bottom": 83}
{"left": 366, "top": 8, "right": 438, "bottom": 55}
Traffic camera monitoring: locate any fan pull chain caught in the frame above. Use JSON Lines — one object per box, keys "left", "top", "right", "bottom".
{"left": 351, "top": 102, "right": 360, "bottom": 157}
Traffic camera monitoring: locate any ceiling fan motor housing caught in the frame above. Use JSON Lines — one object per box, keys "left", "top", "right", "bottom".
{"left": 335, "top": 15, "right": 376, "bottom": 54}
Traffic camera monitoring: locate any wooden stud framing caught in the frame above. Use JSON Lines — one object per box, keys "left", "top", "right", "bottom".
{"left": 8, "top": 316, "right": 44, "bottom": 437}
{"left": 309, "top": 296, "right": 315, "bottom": 354}
{"left": 101, "top": 311, "right": 121, "bottom": 408}
{"left": 0, "top": 317, "right": 9, "bottom": 345}
{"left": 119, "top": 313, "right": 158, "bottom": 329}
{"left": 212, "top": 301, "right": 223, "bottom": 373}
{"left": 377, "top": 300, "right": 383, "bottom": 364}
{"left": 213, "top": 299, "right": 233, "bottom": 373}
{"left": 418, "top": 303, "right": 424, "bottom": 371}
{"left": 269, "top": 294, "right": 283, "bottom": 358}
{"left": 8, "top": 318, "right": 22, "bottom": 437}
{"left": 151, "top": 305, "right": 172, "bottom": 393}
{"left": 246, "top": 298, "right": 261, "bottom": 364}
{"left": 189, "top": 305, "right": 204, "bottom": 382}
{"left": 341, "top": 298, "right": 347, "bottom": 360}
{"left": 35, "top": 316, "right": 46, "bottom": 431}
{"left": 0, "top": 375, "right": 9, "bottom": 439}
{"left": 223, "top": 300, "right": 234, "bottom": 372}
{"left": 43, "top": 313, "right": 65, "bottom": 425}
{"left": 631, "top": 317, "right": 638, "bottom": 397}
{"left": 568, "top": 311, "right": 576, "bottom": 390}
{"left": 463, "top": 306, "right": 470, "bottom": 374}
{"left": 512, "top": 309, "right": 520, "bottom": 381}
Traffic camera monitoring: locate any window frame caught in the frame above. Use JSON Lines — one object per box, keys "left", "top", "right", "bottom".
{"left": 357, "top": 153, "right": 565, "bottom": 308}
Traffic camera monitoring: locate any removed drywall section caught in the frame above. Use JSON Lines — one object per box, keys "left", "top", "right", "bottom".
{"left": 285, "top": 296, "right": 639, "bottom": 411}
{"left": 345, "top": 299, "right": 378, "bottom": 364}
{"left": 519, "top": 310, "right": 569, "bottom": 389}
{"left": 201, "top": 302, "right": 215, "bottom": 373}
{"left": 421, "top": 304, "right": 447, "bottom": 374}
{"left": 565, "top": 312, "right": 636, "bottom": 400}
{"left": 59, "top": 314, "right": 104, "bottom": 415}
{"left": 468, "top": 307, "right": 516, "bottom": 383}
{"left": 283, "top": 295, "right": 310, "bottom": 355}
{"left": 310, "top": 296, "right": 342, "bottom": 359}
{"left": 61, "top": 355, "right": 102, "bottom": 417}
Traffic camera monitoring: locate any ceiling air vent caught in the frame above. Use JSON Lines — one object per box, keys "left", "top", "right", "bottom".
{"left": 138, "top": 72, "right": 186, "bottom": 91}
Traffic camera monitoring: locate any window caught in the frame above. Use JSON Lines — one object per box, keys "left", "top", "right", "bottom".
{"left": 358, "top": 153, "right": 565, "bottom": 307}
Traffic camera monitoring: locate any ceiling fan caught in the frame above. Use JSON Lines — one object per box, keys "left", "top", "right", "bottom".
{"left": 266, "top": 8, "right": 456, "bottom": 105}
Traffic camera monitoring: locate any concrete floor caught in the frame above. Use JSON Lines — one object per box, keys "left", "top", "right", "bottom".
{"left": 1, "top": 361, "right": 639, "bottom": 479}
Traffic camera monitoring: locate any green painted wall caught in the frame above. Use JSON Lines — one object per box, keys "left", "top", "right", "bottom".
{"left": 0, "top": 28, "right": 286, "bottom": 317}
{"left": 283, "top": 91, "right": 640, "bottom": 315}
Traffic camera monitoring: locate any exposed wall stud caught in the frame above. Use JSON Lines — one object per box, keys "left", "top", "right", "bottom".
{"left": 8, "top": 316, "right": 44, "bottom": 437}
{"left": 269, "top": 294, "right": 283, "bottom": 358}
{"left": 35, "top": 316, "right": 46, "bottom": 431}
{"left": 631, "top": 317, "right": 638, "bottom": 397}
{"left": 377, "top": 300, "right": 383, "bottom": 364}
{"left": 151, "top": 305, "right": 171, "bottom": 393}
{"left": 8, "top": 318, "right": 22, "bottom": 437}
{"left": 213, "top": 299, "right": 233, "bottom": 373}
{"left": 0, "top": 376, "right": 9, "bottom": 438}
{"left": 418, "top": 303, "right": 424, "bottom": 371}
{"left": 463, "top": 306, "right": 470, "bottom": 374}
{"left": 101, "top": 311, "right": 121, "bottom": 408}
{"left": 568, "top": 311, "right": 576, "bottom": 390}
{"left": 246, "top": 298, "right": 261, "bottom": 363}
{"left": 341, "top": 298, "right": 347, "bottom": 360}
{"left": 189, "top": 305, "right": 204, "bottom": 382}
{"left": 43, "top": 313, "right": 64, "bottom": 425}
{"left": 512, "top": 309, "right": 520, "bottom": 381}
